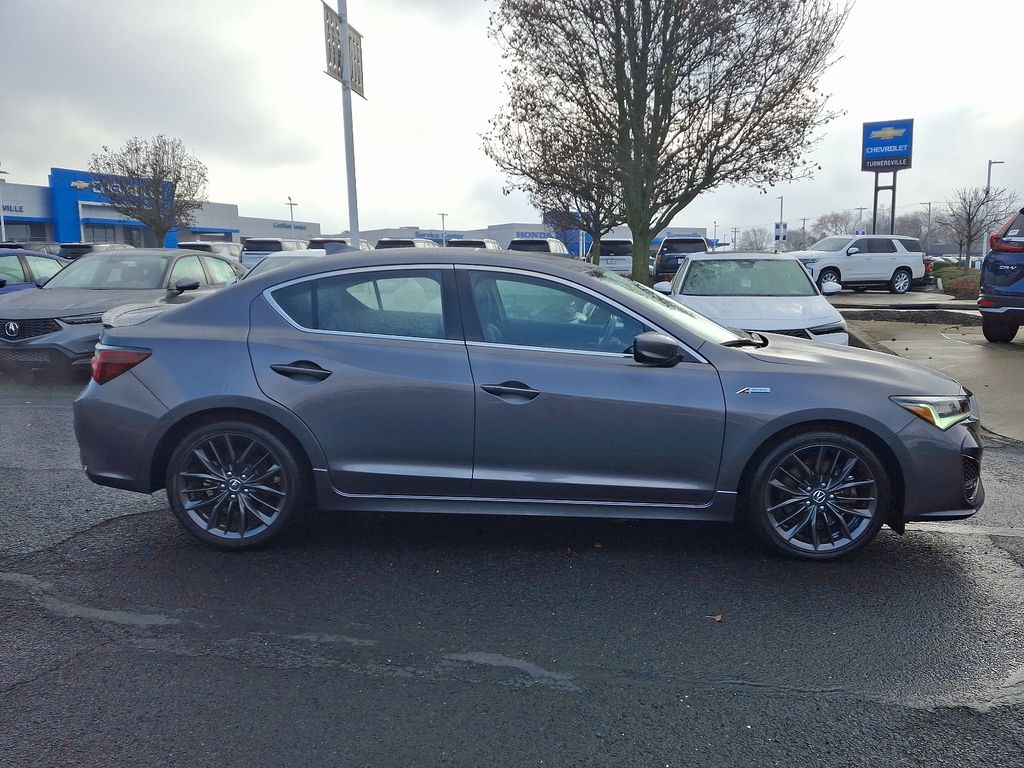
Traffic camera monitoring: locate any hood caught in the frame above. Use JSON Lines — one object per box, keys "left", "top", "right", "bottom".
{"left": 677, "top": 294, "right": 840, "bottom": 330}
{"left": 0, "top": 287, "right": 169, "bottom": 320}
{"left": 742, "top": 335, "right": 963, "bottom": 396}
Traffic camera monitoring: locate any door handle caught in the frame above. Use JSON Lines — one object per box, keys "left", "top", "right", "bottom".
{"left": 270, "top": 361, "right": 332, "bottom": 381}
{"left": 481, "top": 381, "right": 541, "bottom": 401}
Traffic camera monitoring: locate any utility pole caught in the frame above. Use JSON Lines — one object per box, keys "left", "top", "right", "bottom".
{"left": 984, "top": 160, "right": 1005, "bottom": 258}
{"left": 919, "top": 201, "right": 943, "bottom": 253}
{"left": 712, "top": 220, "right": 717, "bottom": 251}
{"left": 286, "top": 196, "right": 298, "bottom": 235}
{"left": 438, "top": 212, "right": 448, "bottom": 245}
{"left": 855, "top": 207, "right": 868, "bottom": 230}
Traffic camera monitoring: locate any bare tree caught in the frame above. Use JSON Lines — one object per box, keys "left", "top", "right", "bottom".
{"left": 89, "top": 135, "right": 208, "bottom": 245}
{"left": 488, "top": 0, "right": 850, "bottom": 280}
{"left": 937, "top": 186, "right": 1019, "bottom": 265}
{"left": 484, "top": 113, "right": 622, "bottom": 264}
{"left": 783, "top": 227, "right": 817, "bottom": 251}
{"left": 739, "top": 227, "right": 771, "bottom": 251}
{"left": 812, "top": 209, "right": 858, "bottom": 238}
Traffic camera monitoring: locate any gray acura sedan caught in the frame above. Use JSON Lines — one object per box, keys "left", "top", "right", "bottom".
{"left": 73, "top": 249, "right": 984, "bottom": 560}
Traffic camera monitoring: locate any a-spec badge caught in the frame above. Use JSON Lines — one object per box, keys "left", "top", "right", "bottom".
{"left": 736, "top": 387, "right": 771, "bottom": 395}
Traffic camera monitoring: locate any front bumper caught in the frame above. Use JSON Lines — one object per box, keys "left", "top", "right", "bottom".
{"left": 0, "top": 321, "right": 102, "bottom": 366}
{"left": 895, "top": 417, "right": 984, "bottom": 523}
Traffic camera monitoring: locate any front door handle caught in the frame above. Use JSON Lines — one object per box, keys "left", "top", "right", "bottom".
{"left": 481, "top": 381, "right": 541, "bottom": 402}
{"left": 270, "top": 361, "right": 332, "bottom": 381}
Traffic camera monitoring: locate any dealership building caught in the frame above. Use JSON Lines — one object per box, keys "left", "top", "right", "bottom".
{"left": 0, "top": 167, "right": 706, "bottom": 253}
{"left": 0, "top": 167, "right": 321, "bottom": 247}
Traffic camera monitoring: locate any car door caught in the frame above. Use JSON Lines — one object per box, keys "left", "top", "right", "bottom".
{"left": 248, "top": 265, "right": 475, "bottom": 497}
{"left": 457, "top": 267, "right": 726, "bottom": 505}
{"left": 867, "top": 238, "right": 897, "bottom": 280}
{"left": 845, "top": 238, "right": 871, "bottom": 280}
{"left": 23, "top": 255, "right": 64, "bottom": 284}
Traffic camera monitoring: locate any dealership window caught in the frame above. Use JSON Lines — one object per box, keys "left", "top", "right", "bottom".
{"left": 3, "top": 222, "right": 46, "bottom": 242}
{"left": 84, "top": 224, "right": 116, "bottom": 243}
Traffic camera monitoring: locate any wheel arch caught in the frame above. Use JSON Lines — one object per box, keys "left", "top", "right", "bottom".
{"left": 817, "top": 266, "right": 842, "bottom": 284}
{"left": 148, "top": 402, "right": 323, "bottom": 493}
{"left": 734, "top": 419, "right": 905, "bottom": 523}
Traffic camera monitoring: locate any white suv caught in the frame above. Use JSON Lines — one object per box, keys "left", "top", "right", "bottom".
{"left": 792, "top": 235, "right": 926, "bottom": 294}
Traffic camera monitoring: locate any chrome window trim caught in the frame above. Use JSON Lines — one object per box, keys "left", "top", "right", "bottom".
{"left": 457, "top": 264, "right": 708, "bottom": 364}
{"left": 263, "top": 263, "right": 457, "bottom": 344}
{"left": 466, "top": 340, "right": 631, "bottom": 359}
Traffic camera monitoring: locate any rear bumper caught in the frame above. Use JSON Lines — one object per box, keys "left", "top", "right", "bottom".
{"left": 978, "top": 293, "right": 1024, "bottom": 321}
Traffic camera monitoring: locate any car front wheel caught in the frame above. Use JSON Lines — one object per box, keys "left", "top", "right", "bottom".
{"left": 817, "top": 268, "right": 841, "bottom": 288}
{"left": 982, "top": 317, "right": 1020, "bottom": 343}
{"left": 745, "top": 431, "right": 890, "bottom": 560}
{"left": 166, "top": 421, "right": 304, "bottom": 549}
{"left": 888, "top": 268, "right": 912, "bottom": 294}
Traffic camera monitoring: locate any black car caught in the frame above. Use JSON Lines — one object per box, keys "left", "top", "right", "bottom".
{"left": 652, "top": 237, "right": 708, "bottom": 282}
{"left": 979, "top": 208, "right": 1024, "bottom": 343}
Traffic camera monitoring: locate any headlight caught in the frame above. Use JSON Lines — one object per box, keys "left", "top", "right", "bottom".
{"left": 891, "top": 395, "right": 972, "bottom": 430}
{"left": 58, "top": 313, "right": 104, "bottom": 325}
{"left": 799, "top": 258, "right": 819, "bottom": 265}
{"left": 809, "top": 321, "right": 847, "bottom": 335}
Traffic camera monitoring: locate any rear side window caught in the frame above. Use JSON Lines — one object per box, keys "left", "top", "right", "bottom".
{"left": 868, "top": 239, "right": 896, "bottom": 253}
{"left": 0, "top": 255, "right": 26, "bottom": 284}
{"left": 271, "top": 269, "right": 446, "bottom": 340}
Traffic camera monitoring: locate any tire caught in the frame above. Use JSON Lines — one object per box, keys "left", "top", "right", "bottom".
{"left": 817, "top": 268, "right": 841, "bottom": 289}
{"left": 982, "top": 317, "right": 1020, "bottom": 344}
{"left": 888, "top": 268, "right": 912, "bottom": 294}
{"left": 744, "top": 430, "right": 891, "bottom": 561}
{"left": 166, "top": 420, "right": 304, "bottom": 549}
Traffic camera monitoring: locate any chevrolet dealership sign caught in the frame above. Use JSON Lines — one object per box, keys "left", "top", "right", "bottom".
{"left": 862, "top": 119, "right": 913, "bottom": 171}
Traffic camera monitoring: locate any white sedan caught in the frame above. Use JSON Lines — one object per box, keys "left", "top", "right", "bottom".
{"left": 653, "top": 252, "right": 848, "bottom": 345}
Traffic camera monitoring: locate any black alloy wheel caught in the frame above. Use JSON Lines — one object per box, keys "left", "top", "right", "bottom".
{"left": 746, "top": 431, "right": 890, "bottom": 560}
{"left": 166, "top": 421, "right": 303, "bottom": 548}
{"left": 982, "top": 317, "right": 1020, "bottom": 344}
{"left": 888, "top": 268, "right": 912, "bottom": 294}
{"left": 817, "top": 268, "right": 841, "bottom": 289}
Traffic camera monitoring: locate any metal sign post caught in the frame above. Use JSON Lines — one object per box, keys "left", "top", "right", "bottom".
{"left": 323, "top": 1, "right": 364, "bottom": 248}
{"left": 862, "top": 119, "right": 913, "bottom": 235}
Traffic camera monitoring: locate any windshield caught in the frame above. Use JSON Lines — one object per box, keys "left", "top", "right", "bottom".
{"left": 590, "top": 269, "right": 742, "bottom": 345}
{"left": 660, "top": 239, "right": 706, "bottom": 255}
{"left": 807, "top": 237, "right": 851, "bottom": 252}
{"left": 44, "top": 253, "right": 169, "bottom": 289}
{"left": 682, "top": 259, "right": 817, "bottom": 297}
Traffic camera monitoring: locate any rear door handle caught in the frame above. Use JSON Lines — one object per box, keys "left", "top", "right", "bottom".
{"left": 270, "top": 361, "right": 332, "bottom": 381}
{"left": 481, "top": 381, "right": 541, "bottom": 401}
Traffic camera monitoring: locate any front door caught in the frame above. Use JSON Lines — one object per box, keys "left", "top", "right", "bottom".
{"left": 458, "top": 268, "right": 726, "bottom": 505}
{"left": 249, "top": 266, "right": 475, "bottom": 497}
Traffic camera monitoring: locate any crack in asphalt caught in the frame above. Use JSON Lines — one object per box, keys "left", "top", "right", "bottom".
{"left": 0, "top": 642, "right": 108, "bottom": 698}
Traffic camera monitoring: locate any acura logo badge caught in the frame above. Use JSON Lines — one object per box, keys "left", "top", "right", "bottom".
{"left": 3, "top": 321, "right": 18, "bottom": 338}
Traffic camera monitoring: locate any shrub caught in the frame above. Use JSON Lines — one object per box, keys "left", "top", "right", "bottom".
{"left": 948, "top": 275, "right": 980, "bottom": 299}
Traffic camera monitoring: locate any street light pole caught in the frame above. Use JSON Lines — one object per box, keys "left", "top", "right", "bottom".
{"left": 712, "top": 220, "right": 717, "bottom": 251}
{"left": 0, "top": 164, "right": 8, "bottom": 242}
{"left": 776, "top": 196, "right": 784, "bottom": 251}
{"left": 984, "top": 160, "right": 1004, "bottom": 258}
{"left": 438, "top": 212, "right": 447, "bottom": 245}
{"left": 286, "top": 196, "right": 298, "bottom": 236}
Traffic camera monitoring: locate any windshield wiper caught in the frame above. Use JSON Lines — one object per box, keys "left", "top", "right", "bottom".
{"left": 721, "top": 332, "right": 768, "bottom": 348}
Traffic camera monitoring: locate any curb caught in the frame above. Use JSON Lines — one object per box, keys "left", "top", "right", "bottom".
{"left": 846, "top": 322, "right": 894, "bottom": 355}
{"left": 831, "top": 302, "right": 977, "bottom": 311}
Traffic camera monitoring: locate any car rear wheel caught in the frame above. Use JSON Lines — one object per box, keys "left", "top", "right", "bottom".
{"left": 166, "top": 421, "right": 303, "bottom": 549}
{"left": 745, "top": 431, "right": 890, "bottom": 560}
{"left": 888, "top": 268, "right": 912, "bottom": 294}
{"left": 817, "top": 268, "right": 841, "bottom": 289}
{"left": 982, "top": 317, "right": 1020, "bottom": 343}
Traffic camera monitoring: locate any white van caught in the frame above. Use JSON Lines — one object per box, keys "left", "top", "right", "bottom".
{"left": 791, "top": 235, "right": 926, "bottom": 293}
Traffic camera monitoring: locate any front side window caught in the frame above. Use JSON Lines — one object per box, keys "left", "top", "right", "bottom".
{"left": 169, "top": 255, "right": 209, "bottom": 286}
{"left": 202, "top": 256, "right": 237, "bottom": 285}
{"left": 468, "top": 271, "right": 645, "bottom": 354}
{"left": 850, "top": 239, "right": 870, "bottom": 254}
{"left": 272, "top": 269, "right": 446, "bottom": 340}
{"left": 0, "top": 255, "right": 26, "bottom": 284}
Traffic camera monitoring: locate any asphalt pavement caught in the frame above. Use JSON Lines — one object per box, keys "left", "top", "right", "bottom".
{"left": 2, "top": 370, "right": 1024, "bottom": 768}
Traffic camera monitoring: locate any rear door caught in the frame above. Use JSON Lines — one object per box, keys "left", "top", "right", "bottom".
{"left": 458, "top": 267, "right": 725, "bottom": 504}
{"left": 248, "top": 265, "right": 475, "bottom": 496}
{"left": 866, "top": 238, "right": 898, "bottom": 280}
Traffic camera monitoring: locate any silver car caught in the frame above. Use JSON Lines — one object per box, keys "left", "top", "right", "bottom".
{"left": 73, "top": 249, "right": 984, "bottom": 560}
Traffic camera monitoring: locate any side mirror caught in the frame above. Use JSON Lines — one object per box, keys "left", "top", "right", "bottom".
{"left": 820, "top": 281, "right": 842, "bottom": 295}
{"left": 633, "top": 332, "right": 683, "bottom": 367}
{"left": 171, "top": 278, "right": 201, "bottom": 295}
{"left": 652, "top": 281, "right": 673, "bottom": 295}
{"left": 0, "top": 278, "right": 6, "bottom": 289}
{"left": 34, "top": 277, "right": 49, "bottom": 288}
{"left": 846, "top": 247, "right": 860, "bottom": 256}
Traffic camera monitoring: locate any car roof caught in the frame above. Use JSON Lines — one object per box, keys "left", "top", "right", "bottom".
{"left": 685, "top": 251, "right": 802, "bottom": 262}
{"left": 0, "top": 248, "right": 68, "bottom": 261}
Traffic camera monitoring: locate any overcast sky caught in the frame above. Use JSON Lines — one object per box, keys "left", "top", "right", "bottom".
{"left": 2, "top": 0, "right": 1022, "bottom": 238}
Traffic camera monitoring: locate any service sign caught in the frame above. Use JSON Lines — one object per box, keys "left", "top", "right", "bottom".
{"left": 862, "top": 119, "right": 913, "bottom": 172}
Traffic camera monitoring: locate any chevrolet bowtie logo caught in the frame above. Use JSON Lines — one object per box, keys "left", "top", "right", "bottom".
{"left": 4, "top": 321, "right": 19, "bottom": 338}
{"left": 70, "top": 180, "right": 91, "bottom": 190}
{"left": 869, "top": 126, "right": 906, "bottom": 140}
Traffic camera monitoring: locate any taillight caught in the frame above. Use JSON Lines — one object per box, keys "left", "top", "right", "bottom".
{"left": 978, "top": 298, "right": 996, "bottom": 308}
{"left": 989, "top": 210, "right": 1024, "bottom": 252}
{"left": 90, "top": 347, "right": 151, "bottom": 384}
{"left": 924, "top": 258, "right": 933, "bottom": 275}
